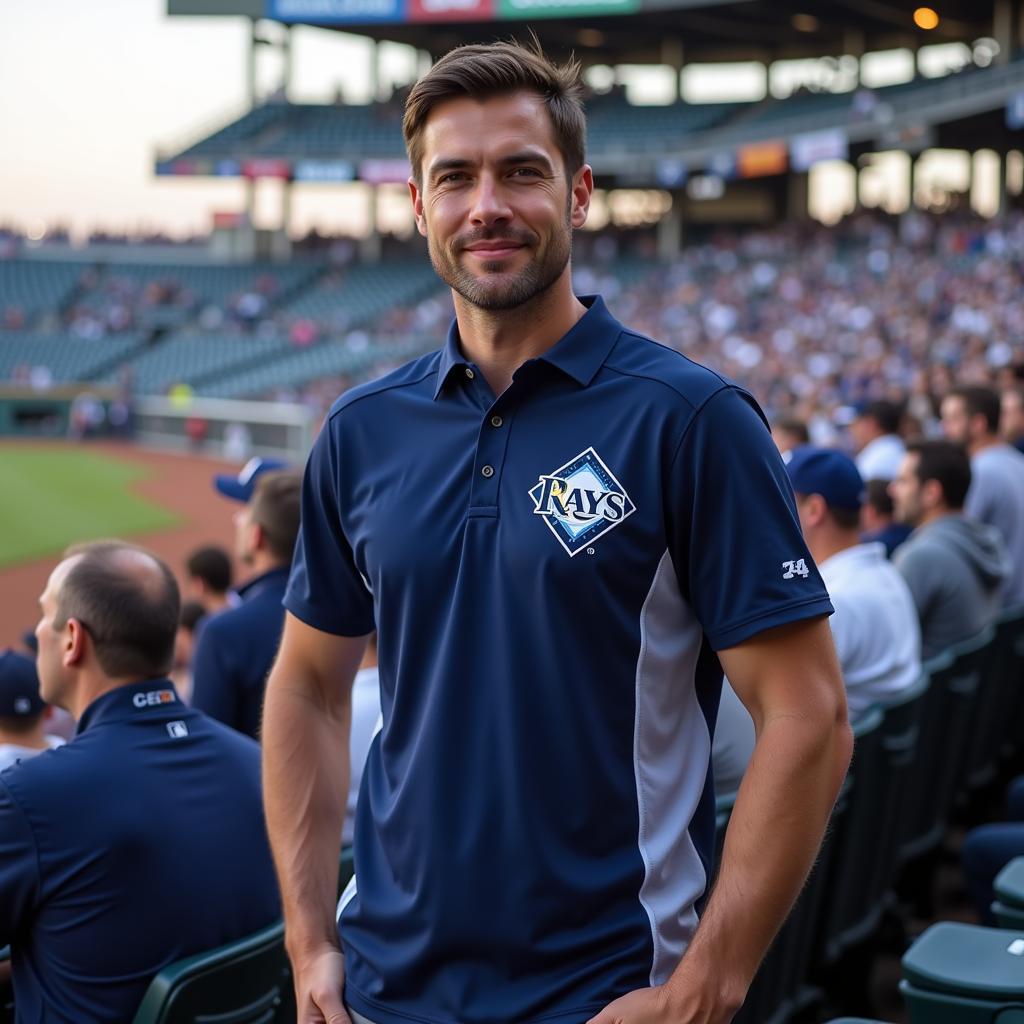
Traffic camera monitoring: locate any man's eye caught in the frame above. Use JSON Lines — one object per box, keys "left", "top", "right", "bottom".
{"left": 438, "top": 173, "right": 468, "bottom": 184}
{"left": 510, "top": 167, "right": 541, "bottom": 177}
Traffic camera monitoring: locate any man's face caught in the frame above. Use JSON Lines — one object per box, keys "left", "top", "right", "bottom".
{"left": 234, "top": 504, "right": 257, "bottom": 567}
{"left": 34, "top": 557, "right": 78, "bottom": 708}
{"left": 940, "top": 395, "right": 970, "bottom": 446}
{"left": 1002, "top": 390, "right": 1024, "bottom": 442}
{"left": 849, "top": 415, "right": 874, "bottom": 453}
{"left": 409, "top": 91, "right": 591, "bottom": 312}
{"left": 889, "top": 453, "right": 924, "bottom": 525}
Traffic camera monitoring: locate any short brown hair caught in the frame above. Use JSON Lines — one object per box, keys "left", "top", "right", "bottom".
{"left": 905, "top": 438, "right": 972, "bottom": 510}
{"left": 403, "top": 39, "right": 586, "bottom": 184}
{"left": 249, "top": 469, "right": 302, "bottom": 563}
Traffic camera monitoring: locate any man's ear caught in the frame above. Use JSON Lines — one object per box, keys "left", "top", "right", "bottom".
{"left": 409, "top": 176, "right": 428, "bottom": 238}
{"left": 570, "top": 164, "right": 594, "bottom": 230}
{"left": 64, "top": 619, "right": 88, "bottom": 668}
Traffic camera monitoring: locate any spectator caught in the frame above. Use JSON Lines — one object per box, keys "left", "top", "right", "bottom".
{"left": 890, "top": 439, "right": 1010, "bottom": 659}
{"left": 860, "top": 478, "right": 912, "bottom": 557}
{"left": 771, "top": 417, "right": 809, "bottom": 462}
{"left": 0, "top": 650, "right": 63, "bottom": 772}
{"left": 345, "top": 633, "right": 382, "bottom": 847}
{"left": 941, "top": 385, "right": 1024, "bottom": 606}
{"left": 170, "top": 600, "right": 207, "bottom": 704}
{"left": 191, "top": 468, "right": 301, "bottom": 739}
{"left": 786, "top": 447, "right": 920, "bottom": 717}
{"left": 1002, "top": 386, "right": 1024, "bottom": 455}
{"left": 0, "top": 541, "right": 279, "bottom": 1021}
{"left": 184, "top": 544, "right": 237, "bottom": 615}
{"left": 851, "top": 399, "right": 906, "bottom": 482}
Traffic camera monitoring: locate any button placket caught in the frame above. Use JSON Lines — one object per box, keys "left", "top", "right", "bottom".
{"left": 469, "top": 392, "right": 517, "bottom": 509}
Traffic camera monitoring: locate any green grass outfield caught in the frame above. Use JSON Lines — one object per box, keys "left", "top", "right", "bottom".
{"left": 0, "top": 447, "right": 181, "bottom": 568}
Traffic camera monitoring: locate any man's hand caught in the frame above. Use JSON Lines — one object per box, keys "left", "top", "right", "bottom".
{"left": 586, "top": 969, "right": 742, "bottom": 1024}
{"left": 293, "top": 946, "right": 350, "bottom": 1024}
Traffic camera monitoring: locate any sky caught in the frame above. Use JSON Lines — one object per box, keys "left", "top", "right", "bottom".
{"left": 0, "top": 1, "right": 1002, "bottom": 239}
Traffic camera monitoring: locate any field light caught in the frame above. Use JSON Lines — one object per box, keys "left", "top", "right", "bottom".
{"left": 914, "top": 7, "right": 940, "bottom": 30}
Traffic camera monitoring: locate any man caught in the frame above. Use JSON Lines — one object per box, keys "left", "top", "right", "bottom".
{"left": 263, "top": 42, "right": 852, "bottom": 1024}
{"left": 191, "top": 469, "right": 301, "bottom": 739}
{"left": 890, "top": 439, "right": 1010, "bottom": 660}
{"left": 785, "top": 447, "right": 921, "bottom": 718}
{"left": 0, "top": 650, "right": 63, "bottom": 772}
{"left": 184, "top": 544, "right": 236, "bottom": 615}
{"left": 1001, "top": 386, "right": 1024, "bottom": 454}
{"left": 860, "top": 478, "right": 912, "bottom": 558}
{"left": 941, "top": 385, "right": 1024, "bottom": 606}
{"left": 851, "top": 399, "right": 905, "bottom": 481}
{"left": 771, "top": 417, "right": 809, "bottom": 462}
{"left": 0, "top": 541, "right": 279, "bottom": 1022}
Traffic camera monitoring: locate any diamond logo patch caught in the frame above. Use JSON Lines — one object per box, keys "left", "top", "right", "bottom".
{"left": 529, "top": 447, "right": 636, "bottom": 557}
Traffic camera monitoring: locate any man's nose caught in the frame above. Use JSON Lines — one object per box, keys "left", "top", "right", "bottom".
{"left": 469, "top": 174, "right": 513, "bottom": 226}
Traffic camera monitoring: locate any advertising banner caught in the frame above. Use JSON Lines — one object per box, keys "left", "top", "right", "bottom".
{"left": 360, "top": 159, "right": 413, "bottom": 183}
{"left": 294, "top": 159, "right": 356, "bottom": 182}
{"left": 269, "top": 0, "right": 404, "bottom": 22}
{"left": 497, "top": 0, "right": 638, "bottom": 19}
{"left": 407, "top": 0, "right": 495, "bottom": 20}
{"left": 242, "top": 158, "right": 292, "bottom": 179}
{"left": 790, "top": 128, "right": 847, "bottom": 172}
{"left": 736, "top": 140, "right": 787, "bottom": 178}
{"left": 707, "top": 150, "right": 737, "bottom": 180}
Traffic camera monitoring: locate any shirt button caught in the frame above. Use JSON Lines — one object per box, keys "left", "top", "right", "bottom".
{"left": 464, "top": 367, "right": 475, "bottom": 380}
{"left": 490, "top": 415, "right": 503, "bottom": 428}
{"left": 481, "top": 465, "right": 494, "bottom": 478}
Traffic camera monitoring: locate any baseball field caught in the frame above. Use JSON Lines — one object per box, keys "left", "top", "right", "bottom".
{"left": 0, "top": 440, "right": 242, "bottom": 650}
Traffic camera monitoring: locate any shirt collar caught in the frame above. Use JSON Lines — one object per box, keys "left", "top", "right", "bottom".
{"left": 819, "top": 541, "right": 886, "bottom": 584}
{"left": 76, "top": 679, "right": 184, "bottom": 736}
{"left": 432, "top": 295, "right": 622, "bottom": 400}
{"left": 237, "top": 565, "right": 291, "bottom": 599}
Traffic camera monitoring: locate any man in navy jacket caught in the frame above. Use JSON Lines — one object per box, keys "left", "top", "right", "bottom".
{"left": 0, "top": 541, "right": 280, "bottom": 1023}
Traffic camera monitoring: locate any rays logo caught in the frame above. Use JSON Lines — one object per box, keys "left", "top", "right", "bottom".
{"left": 529, "top": 447, "right": 636, "bottom": 556}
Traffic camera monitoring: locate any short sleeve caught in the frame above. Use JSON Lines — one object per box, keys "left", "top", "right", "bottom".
{"left": 668, "top": 386, "right": 833, "bottom": 651}
{"left": 0, "top": 778, "right": 41, "bottom": 947}
{"left": 284, "top": 419, "right": 376, "bottom": 637}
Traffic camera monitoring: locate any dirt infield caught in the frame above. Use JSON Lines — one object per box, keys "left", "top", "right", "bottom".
{"left": 0, "top": 441, "right": 250, "bottom": 651}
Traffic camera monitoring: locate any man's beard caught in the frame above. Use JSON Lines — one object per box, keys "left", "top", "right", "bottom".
{"left": 426, "top": 210, "right": 572, "bottom": 313}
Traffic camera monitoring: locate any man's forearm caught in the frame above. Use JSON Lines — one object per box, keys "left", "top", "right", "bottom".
{"left": 669, "top": 709, "right": 852, "bottom": 1008}
{"left": 262, "top": 677, "right": 350, "bottom": 958}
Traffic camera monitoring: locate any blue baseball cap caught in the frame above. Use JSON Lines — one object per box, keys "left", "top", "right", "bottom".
{"left": 786, "top": 446, "right": 865, "bottom": 510}
{"left": 0, "top": 649, "right": 44, "bottom": 719}
{"left": 214, "top": 457, "right": 289, "bottom": 503}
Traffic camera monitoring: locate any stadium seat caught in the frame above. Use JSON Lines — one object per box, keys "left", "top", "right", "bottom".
{"left": 131, "top": 920, "right": 295, "bottom": 1024}
{"left": 900, "top": 628, "right": 996, "bottom": 864}
{"left": 993, "top": 857, "right": 1024, "bottom": 928}
{"left": 899, "top": 921, "right": 1024, "bottom": 1023}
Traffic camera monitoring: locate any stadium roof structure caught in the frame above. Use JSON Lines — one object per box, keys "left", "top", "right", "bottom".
{"left": 169, "top": 0, "right": 1008, "bottom": 66}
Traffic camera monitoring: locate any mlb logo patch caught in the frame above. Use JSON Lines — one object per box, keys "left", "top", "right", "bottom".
{"left": 529, "top": 447, "right": 636, "bottom": 557}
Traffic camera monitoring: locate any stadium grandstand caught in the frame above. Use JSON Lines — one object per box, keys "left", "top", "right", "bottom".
{"left": 3, "top": 1, "right": 1024, "bottom": 1021}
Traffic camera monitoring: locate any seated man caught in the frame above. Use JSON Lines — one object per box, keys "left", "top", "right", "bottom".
{"left": 962, "top": 775, "right": 1024, "bottom": 925}
{"left": 860, "top": 478, "right": 912, "bottom": 558}
{"left": 0, "top": 650, "right": 63, "bottom": 772}
{"left": 788, "top": 447, "right": 921, "bottom": 717}
{"left": 890, "top": 439, "right": 1010, "bottom": 660}
{"left": 184, "top": 545, "right": 237, "bottom": 615}
{"left": 0, "top": 541, "right": 280, "bottom": 1022}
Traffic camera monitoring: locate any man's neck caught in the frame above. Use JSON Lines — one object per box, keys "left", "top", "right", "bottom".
{"left": 67, "top": 672, "right": 143, "bottom": 722}
{"left": 970, "top": 434, "right": 1000, "bottom": 457}
{"left": 916, "top": 506, "right": 956, "bottom": 528}
{"left": 452, "top": 270, "right": 586, "bottom": 396}
{"left": 0, "top": 725, "right": 48, "bottom": 751}
{"left": 246, "top": 554, "right": 286, "bottom": 581}
{"left": 809, "top": 531, "right": 861, "bottom": 568}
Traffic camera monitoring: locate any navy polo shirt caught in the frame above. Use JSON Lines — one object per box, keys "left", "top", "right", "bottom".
{"left": 285, "top": 295, "right": 833, "bottom": 1024}
{"left": 191, "top": 565, "right": 290, "bottom": 738}
{"left": 0, "top": 680, "right": 280, "bottom": 1023}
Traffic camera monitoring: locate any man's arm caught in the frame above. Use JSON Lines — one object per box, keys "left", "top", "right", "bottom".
{"left": 589, "top": 616, "right": 852, "bottom": 1024}
{"left": 262, "top": 612, "right": 369, "bottom": 1024}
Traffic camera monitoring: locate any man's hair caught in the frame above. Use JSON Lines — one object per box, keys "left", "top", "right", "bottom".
{"left": 864, "top": 478, "right": 894, "bottom": 517}
{"left": 185, "top": 545, "right": 232, "bottom": 594}
{"left": 0, "top": 710, "right": 43, "bottom": 736}
{"left": 179, "top": 600, "right": 208, "bottom": 634}
{"left": 249, "top": 470, "right": 302, "bottom": 563}
{"left": 57, "top": 541, "right": 180, "bottom": 679}
{"left": 403, "top": 39, "right": 586, "bottom": 184}
{"left": 827, "top": 504, "right": 861, "bottom": 531}
{"left": 859, "top": 399, "right": 902, "bottom": 436}
{"left": 773, "top": 417, "right": 810, "bottom": 444}
{"left": 905, "top": 438, "right": 972, "bottom": 510}
{"left": 948, "top": 385, "right": 1001, "bottom": 436}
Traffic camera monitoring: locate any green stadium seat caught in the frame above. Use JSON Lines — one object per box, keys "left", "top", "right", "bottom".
{"left": 993, "top": 901, "right": 1024, "bottom": 930}
{"left": 899, "top": 921, "right": 1024, "bottom": 1023}
{"left": 993, "top": 857, "right": 1024, "bottom": 927}
{"left": 131, "top": 920, "right": 294, "bottom": 1024}
{"left": 338, "top": 845, "right": 355, "bottom": 898}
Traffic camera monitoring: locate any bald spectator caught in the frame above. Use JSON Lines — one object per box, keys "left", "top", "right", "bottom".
{"left": 891, "top": 440, "right": 1011, "bottom": 659}
{"left": 788, "top": 447, "right": 921, "bottom": 717}
{"left": 184, "top": 545, "right": 236, "bottom": 615}
{"left": 0, "top": 651, "right": 63, "bottom": 772}
{"left": 941, "top": 385, "right": 1024, "bottom": 606}
{"left": 0, "top": 541, "right": 279, "bottom": 1022}
{"left": 1001, "top": 386, "right": 1024, "bottom": 455}
{"left": 852, "top": 399, "right": 905, "bottom": 482}
{"left": 191, "top": 469, "right": 301, "bottom": 739}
